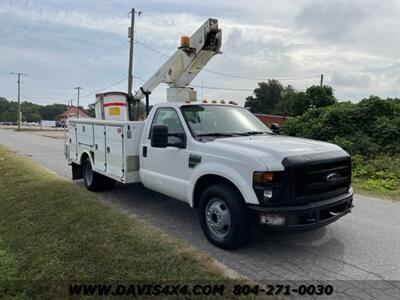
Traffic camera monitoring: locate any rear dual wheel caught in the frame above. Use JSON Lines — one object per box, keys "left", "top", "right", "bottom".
{"left": 83, "top": 157, "right": 115, "bottom": 191}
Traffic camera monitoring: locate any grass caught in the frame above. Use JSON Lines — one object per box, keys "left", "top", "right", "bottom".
{"left": 353, "top": 181, "right": 400, "bottom": 201}
{"left": 0, "top": 145, "right": 252, "bottom": 299}
{"left": 0, "top": 236, "right": 25, "bottom": 300}
{"left": 352, "top": 155, "right": 400, "bottom": 201}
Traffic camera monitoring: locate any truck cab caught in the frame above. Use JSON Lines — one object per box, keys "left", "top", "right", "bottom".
{"left": 138, "top": 101, "right": 353, "bottom": 248}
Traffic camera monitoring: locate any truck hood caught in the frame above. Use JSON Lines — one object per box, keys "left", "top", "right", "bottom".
{"left": 212, "top": 134, "right": 347, "bottom": 168}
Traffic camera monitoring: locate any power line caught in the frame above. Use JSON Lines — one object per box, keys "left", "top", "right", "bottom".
{"left": 62, "top": 18, "right": 127, "bottom": 56}
{"left": 21, "top": 76, "right": 134, "bottom": 107}
{"left": 191, "top": 84, "right": 253, "bottom": 92}
{"left": 86, "top": 40, "right": 129, "bottom": 63}
{"left": 79, "top": 76, "right": 129, "bottom": 99}
{"left": 130, "top": 73, "right": 251, "bottom": 92}
{"left": 136, "top": 40, "right": 168, "bottom": 57}
{"left": 202, "top": 69, "right": 320, "bottom": 81}
{"left": 135, "top": 40, "right": 320, "bottom": 82}
{"left": 4, "top": 14, "right": 132, "bottom": 108}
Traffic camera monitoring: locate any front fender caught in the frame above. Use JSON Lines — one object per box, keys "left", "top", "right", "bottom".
{"left": 187, "top": 162, "right": 259, "bottom": 207}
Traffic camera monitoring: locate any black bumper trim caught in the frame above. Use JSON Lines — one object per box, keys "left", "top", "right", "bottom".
{"left": 248, "top": 192, "right": 353, "bottom": 230}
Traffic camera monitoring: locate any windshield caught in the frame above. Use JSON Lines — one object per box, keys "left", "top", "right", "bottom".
{"left": 181, "top": 105, "right": 272, "bottom": 137}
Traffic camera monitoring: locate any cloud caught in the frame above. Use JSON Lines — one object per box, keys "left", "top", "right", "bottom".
{"left": 331, "top": 72, "right": 373, "bottom": 88}
{"left": 0, "top": 2, "right": 127, "bottom": 35}
{"left": 0, "top": 1, "right": 398, "bottom": 106}
{"left": 295, "top": 1, "right": 400, "bottom": 58}
{"left": 296, "top": 2, "right": 368, "bottom": 41}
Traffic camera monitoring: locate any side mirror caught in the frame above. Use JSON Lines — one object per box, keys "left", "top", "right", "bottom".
{"left": 151, "top": 124, "right": 168, "bottom": 148}
{"left": 150, "top": 124, "right": 186, "bottom": 148}
{"left": 270, "top": 123, "right": 280, "bottom": 134}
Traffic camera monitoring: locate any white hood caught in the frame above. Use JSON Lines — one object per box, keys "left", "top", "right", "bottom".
{"left": 212, "top": 134, "right": 347, "bottom": 169}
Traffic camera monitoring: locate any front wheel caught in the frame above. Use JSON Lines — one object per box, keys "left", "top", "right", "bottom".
{"left": 199, "top": 183, "right": 251, "bottom": 249}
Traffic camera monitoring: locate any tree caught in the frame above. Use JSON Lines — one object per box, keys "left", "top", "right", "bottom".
{"left": 85, "top": 103, "right": 96, "bottom": 117}
{"left": 306, "top": 85, "right": 336, "bottom": 108}
{"left": 244, "top": 79, "right": 284, "bottom": 113}
{"left": 274, "top": 86, "right": 311, "bottom": 116}
{"left": 39, "top": 104, "right": 68, "bottom": 120}
{"left": 17, "top": 101, "right": 42, "bottom": 123}
{"left": 244, "top": 81, "right": 337, "bottom": 116}
{"left": 24, "top": 113, "right": 42, "bottom": 122}
{"left": 0, "top": 97, "right": 78, "bottom": 122}
{"left": 281, "top": 97, "right": 400, "bottom": 156}
{"left": 0, "top": 97, "right": 17, "bottom": 122}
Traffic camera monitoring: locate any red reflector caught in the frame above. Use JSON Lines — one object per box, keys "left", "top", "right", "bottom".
{"left": 103, "top": 102, "right": 127, "bottom": 107}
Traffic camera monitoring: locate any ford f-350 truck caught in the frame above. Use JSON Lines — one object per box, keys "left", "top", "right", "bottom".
{"left": 65, "top": 18, "right": 353, "bottom": 249}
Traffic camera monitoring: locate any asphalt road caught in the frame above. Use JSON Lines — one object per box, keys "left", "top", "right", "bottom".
{"left": 1, "top": 129, "right": 399, "bottom": 299}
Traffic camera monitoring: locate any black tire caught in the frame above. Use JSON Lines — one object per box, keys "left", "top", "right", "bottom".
{"left": 199, "top": 183, "right": 250, "bottom": 250}
{"left": 83, "top": 157, "right": 115, "bottom": 191}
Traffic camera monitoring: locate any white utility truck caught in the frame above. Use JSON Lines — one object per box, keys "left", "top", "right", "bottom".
{"left": 65, "top": 19, "right": 353, "bottom": 249}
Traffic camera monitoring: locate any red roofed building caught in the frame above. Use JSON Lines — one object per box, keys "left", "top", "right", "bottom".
{"left": 255, "top": 113, "right": 289, "bottom": 126}
{"left": 57, "top": 106, "right": 90, "bottom": 127}
{"left": 57, "top": 106, "right": 90, "bottom": 121}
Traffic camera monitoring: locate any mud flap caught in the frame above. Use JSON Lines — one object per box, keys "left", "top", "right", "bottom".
{"left": 72, "top": 163, "right": 83, "bottom": 180}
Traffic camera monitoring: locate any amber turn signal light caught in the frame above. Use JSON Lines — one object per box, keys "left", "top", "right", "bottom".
{"left": 253, "top": 172, "right": 274, "bottom": 184}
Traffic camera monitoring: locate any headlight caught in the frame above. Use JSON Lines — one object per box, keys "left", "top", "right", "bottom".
{"left": 253, "top": 171, "right": 284, "bottom": 205}
{"left": 263, "top": 188, "right": 273, "bottom": 200}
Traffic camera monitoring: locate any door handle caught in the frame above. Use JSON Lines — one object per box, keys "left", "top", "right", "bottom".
{"left": 143, "top": 146, "right": 147, "bottom": 157}
{"left": 106, "top": 146, "right": 110, "bottom": 153}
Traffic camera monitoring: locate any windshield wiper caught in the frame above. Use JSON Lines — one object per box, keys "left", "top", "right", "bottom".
{"left": 248, "top": 131, "right": 276, "bottom": 135}
{"left": 196, "top": 132, "right": 235, "bottom": 137}
{"left": 232, "top": 131, "right": 275, "bottom": 136}
{"left": 196, "top": 131, "right": 274, "bottom": 138}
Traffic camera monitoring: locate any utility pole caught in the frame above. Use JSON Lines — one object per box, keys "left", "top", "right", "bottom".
{"left": 128, "top": 8, "right": 142, "bottom": 95}
{"left": 11, "top": 72, "right": 28, "bottom": 131}
{"left": 320, "top": 74, "right": 324, "bottom": 88}
{"left": 74, "top": 87, "right": 82, "bottom": 118}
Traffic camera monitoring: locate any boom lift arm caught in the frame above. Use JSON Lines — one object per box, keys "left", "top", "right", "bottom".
{"left": 133, "top": 18, "right": 222, "bottom": 103}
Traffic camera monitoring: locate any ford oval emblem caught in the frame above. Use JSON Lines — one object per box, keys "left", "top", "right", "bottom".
{"left": 326, "top": 172, "right": 340, "bottom": 183}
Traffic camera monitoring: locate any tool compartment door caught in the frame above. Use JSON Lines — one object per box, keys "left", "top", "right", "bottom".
{"left": 105, "top": 125, "right": 124, "bottom": 178}
{"left": 93, "top": 125, "right": 106, "bottom": 171}
{"left": 68, "top": 123, "right": 78, "bottom": 161}
{"left": 76, "top": 123, "right": 94, "bottom": 147}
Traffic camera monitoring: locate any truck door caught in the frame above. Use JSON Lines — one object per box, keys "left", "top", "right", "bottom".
{"left": 140, "top": 107, "right": 190, "bottom": 202}
{"left": 105, "top": 125, "right": 124, "bottom": 178}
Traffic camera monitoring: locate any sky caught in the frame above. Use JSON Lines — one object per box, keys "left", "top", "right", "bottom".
{"left": 0, "top": 0, "right": 399, "bottom": 108}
